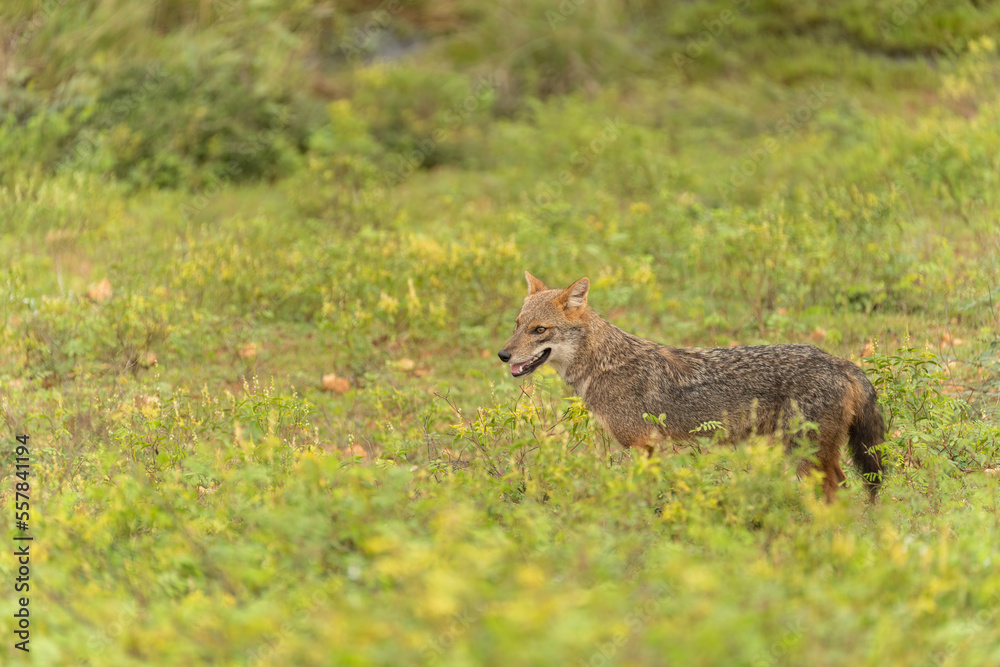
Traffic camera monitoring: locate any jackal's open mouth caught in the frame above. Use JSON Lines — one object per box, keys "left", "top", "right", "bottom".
{"left": 510, "top": 348, "right": 550, "bottom": 377}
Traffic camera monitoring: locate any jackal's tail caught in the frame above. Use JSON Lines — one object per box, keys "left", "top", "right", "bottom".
{"left": 847, "top": 375, "right": 886, "bottom": 501}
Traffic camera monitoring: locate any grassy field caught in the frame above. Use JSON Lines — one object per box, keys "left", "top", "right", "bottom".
{"left": 1, "top": 1, "right": 1000, "bottom": 664}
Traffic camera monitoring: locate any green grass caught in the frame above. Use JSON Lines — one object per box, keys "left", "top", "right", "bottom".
{"left": 1, "top": 1, "right": 1000, "bottom": 664}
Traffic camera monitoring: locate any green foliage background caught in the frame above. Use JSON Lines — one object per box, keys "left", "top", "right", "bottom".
{"left": 1, "top": 0, "right": 999, "bottom": 664}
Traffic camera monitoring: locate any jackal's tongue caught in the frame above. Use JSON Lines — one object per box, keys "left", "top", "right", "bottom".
{"left": 510, "top": 361, "right": 527, "bottom": 375}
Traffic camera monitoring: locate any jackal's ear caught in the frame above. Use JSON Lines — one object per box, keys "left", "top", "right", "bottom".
{"left": 525, "top": 271, "right": 548, "bottom": 295}
{"left": 557, "top": 277, "right": 590, "bottom": 311}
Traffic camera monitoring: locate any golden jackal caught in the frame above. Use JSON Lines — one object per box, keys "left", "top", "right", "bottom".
{"left": 498, "top": 272, "right": 886, "bottom": 501}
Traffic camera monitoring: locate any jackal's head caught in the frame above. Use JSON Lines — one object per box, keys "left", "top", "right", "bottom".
{"left": 498, "top": 272, "right": 590, "bottom": 377}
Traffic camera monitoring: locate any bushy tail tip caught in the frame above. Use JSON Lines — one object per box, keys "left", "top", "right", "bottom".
{"left": 848, "top": 388, "right": 886, "bottom": 501}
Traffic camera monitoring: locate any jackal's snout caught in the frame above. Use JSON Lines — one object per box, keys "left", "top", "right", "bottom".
{"left": 498, "top": 349, "right": 511, "bottom": 362}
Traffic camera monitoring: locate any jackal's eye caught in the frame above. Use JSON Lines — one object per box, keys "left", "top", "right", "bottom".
{"left": 534, "top": 326, "right": 547, "bottom": 334}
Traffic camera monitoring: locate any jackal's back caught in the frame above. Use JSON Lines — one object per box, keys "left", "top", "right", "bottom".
{"left": 579, "top": 339, "right": 862, "bottom": 442}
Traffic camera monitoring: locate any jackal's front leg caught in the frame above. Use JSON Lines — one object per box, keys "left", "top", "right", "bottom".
{"left": 588, "top": 399, "right": 657, "bottom": 457}
{"left": 611, "top": 426, "right": 656, "bottom": 458}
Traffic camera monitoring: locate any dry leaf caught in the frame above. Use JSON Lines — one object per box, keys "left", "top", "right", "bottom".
{"left": 322, "top": 373, "right": 351, "bottom": 394}
{"left": 396, "top": 358, "right": 415, "bottom": 371}
{"left": 941, "top": 332, "right": 964, "bottom": 346}
{"left": 238, "top": 343, "right": 259, "bottom": 359}
{"left": 136, "top": 394, "right": 160, "bottom": 408}
{"left": 87, "top": 278, "right": 113, "bottom": 303}
{"left": 810, "top": 327, "right": 827, "bottom": 342}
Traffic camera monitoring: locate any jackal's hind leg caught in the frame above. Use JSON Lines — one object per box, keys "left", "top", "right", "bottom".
{"left": 796, "top": 431, "right": 848, "bottom": 502}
